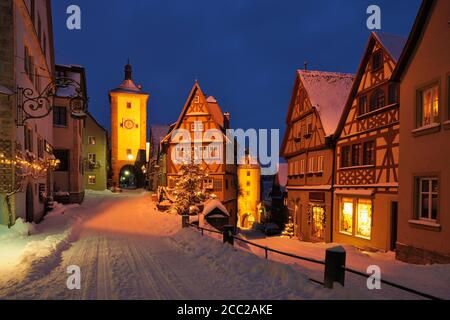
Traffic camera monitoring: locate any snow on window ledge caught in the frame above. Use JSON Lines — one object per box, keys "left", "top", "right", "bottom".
{"left": 408, "top": 219, "right": 441, "bottom": 231}
{"left": 412, "top": 123, "right": 441, "bottom": 137}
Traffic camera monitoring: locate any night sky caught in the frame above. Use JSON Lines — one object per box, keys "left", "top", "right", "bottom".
{"left": 51, "top": 0, "right": 421, "bottom": 138}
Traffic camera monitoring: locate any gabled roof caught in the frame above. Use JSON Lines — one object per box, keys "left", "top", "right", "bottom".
{"left": 281, "top": 70, "right": 354, "bottom": 156}
{"left": 161, "top": 82, "right": 227, "bottom": 144}
{"left": 297, "top": 70, "right": 354, "bottom": 136}
{"left": 86, "top": 111, "right": 108, "bottom": 135}
{"left": 373, "top": 32, "right": 407, "bottom": 62}
{"left": 392, "top": 0, "right": 435, "bottom": 81}
{"left": 335, "top": 32, "right": 407, "bottom": 139}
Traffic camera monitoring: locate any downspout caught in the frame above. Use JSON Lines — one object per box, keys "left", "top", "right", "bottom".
{"left": 329, "top": 135, "right": 336, "bottom": 243}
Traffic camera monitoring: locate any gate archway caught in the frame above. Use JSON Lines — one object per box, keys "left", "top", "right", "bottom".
{"left": 119, "top": 165, "right": 138, "bottom": 189}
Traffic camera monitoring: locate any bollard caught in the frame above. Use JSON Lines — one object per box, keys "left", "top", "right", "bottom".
{"left": 324, "top": 246, "right": 346, "bottom": 289}
{"left": 181, "top": 215, "right": 189, "bottom": 228}
{"left": 222, "top": 225, "right": 234, "bottom": 246}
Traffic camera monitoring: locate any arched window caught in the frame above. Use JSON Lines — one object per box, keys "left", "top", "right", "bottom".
{"left": 370, "top": 89, "right": 385, "bottom": 111}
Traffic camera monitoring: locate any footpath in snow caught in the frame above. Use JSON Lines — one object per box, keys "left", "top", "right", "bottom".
{"left": 0, "top": 190, "right": 448, "bottom": 300}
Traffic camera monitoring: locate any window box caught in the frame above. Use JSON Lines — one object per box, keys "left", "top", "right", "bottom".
{"left": 411, "top": 123, "right": 440, "bottom": 137}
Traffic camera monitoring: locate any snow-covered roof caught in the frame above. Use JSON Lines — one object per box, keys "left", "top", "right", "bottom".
{"left": 373, "top": 32, "right": 407, "bottom": 62}
{"left": 202, "top": 199, "right": 229, "bottom": 217}
{"left": 298, "top": 70, "right": 354, "bottom": 137}
{"left": 56, "top": 68, "right": 82, "bottom": 98}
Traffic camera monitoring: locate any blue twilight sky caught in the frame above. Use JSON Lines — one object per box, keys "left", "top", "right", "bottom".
{"left": 51, "top": 0, "right": 421, "bottom": 137}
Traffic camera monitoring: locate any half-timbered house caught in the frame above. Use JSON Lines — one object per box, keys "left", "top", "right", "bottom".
{"left": 281, "top": 70, "right": 354, "bottom": 242}
{"left": 333, "top": 32, "right": 407, "bottom": 251}
{"left": 161, "top": 82, "right": 237, "bottom": 224}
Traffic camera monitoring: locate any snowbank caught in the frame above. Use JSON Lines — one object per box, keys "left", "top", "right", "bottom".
{"left": 0, "top": 218, "right": 36, "bottom": 240}
{"left": 170, "top": 229, "right": 371, "bottom": 300}
{"left": 0, "top": 203, "right": 82, "bottom": 286}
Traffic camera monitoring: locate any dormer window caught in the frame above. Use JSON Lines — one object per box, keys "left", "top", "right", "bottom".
{"left": 372, "top": 50, "right": 383, "bottom": 72}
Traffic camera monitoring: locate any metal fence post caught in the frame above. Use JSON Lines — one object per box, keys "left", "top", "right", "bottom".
{"left": 223, "top": 225, "right": 234, "bottom": 246}
{"left": 324, "top": 246, "right": 346, "bottom": 289}
{"left": 182, "top": 215, "right": 189, "bottom": 228}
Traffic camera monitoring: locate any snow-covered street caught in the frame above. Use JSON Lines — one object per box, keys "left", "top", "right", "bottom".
{"left": 0, "top": 191, "right": 448, "bottom": 300}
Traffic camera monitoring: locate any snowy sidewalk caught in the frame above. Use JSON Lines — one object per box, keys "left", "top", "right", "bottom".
{"left": 235, "top": 230, "right": 450, "bottom": 299}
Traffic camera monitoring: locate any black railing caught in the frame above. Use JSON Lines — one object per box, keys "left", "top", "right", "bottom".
{"left": 182, "top": 218, "right": 443, "bottom": 300}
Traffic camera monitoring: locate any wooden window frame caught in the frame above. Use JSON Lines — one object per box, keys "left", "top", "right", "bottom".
{"left": 371, "top": 50, "right": 383, "bottom": 72}
{"left": 416, "top": 80, "right": 441, "bottom": 129}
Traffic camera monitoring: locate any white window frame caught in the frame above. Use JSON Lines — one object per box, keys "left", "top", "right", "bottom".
{"left": 190, "top": 122, "right": 204, "bottom": 132}
{"left": 308, "top": 157, "right": 315, "bottom": 173}
{"left": 317, "top": 156, "right": 324, "bottom": 173}
{"left": 300, "top": 159, "right": 306, "bottom": 175}
{"left": 88, "top": 153, "right": 96, "bottom": 164}
{"left": 418, "top": 177, "right": 439, "bottom": 221}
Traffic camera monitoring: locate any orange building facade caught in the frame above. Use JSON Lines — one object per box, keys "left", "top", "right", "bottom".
{"left": 392, "top": 0, "right": 450, "bottom": 264}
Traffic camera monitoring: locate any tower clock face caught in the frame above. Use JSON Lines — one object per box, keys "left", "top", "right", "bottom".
{"left": 123, "top": 119, "right": 135, "bottom": 130}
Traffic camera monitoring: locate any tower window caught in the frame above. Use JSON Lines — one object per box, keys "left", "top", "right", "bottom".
{"left": 127, "top": 102, "right": 132, "bottom": 109}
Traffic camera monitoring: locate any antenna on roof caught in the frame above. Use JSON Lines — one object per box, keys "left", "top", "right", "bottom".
{"left": 304, "top": 61, "right": 308, "bottom": 71}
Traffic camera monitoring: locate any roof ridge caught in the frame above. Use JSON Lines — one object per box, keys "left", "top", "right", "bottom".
{"left": 297, "top": 69, "right": 355, "bottom": 78}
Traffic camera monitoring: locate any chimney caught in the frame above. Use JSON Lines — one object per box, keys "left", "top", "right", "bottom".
{"left": 223, "top": 112, "right": 230, "bottom": 129}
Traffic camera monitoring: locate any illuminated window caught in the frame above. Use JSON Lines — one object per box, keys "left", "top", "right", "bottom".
{"left": 340, "top": 198, "right": 353, "bottom": 235}
{"left": 418, "top": 84, "right": 439, "bottom": 127}
{"left": 356, "top": 199, "right": 372, "bottom": 239}
{"left": 88, "top": 175, "right": 96, "bottom": 185}
{"left": 88, "top": 136, "right": 96, "bottom": 145}
{"left": 203, "top": 179, "right": 213, "bottom": 190}
{"left": 207, "top": 146, "right": 220, "bottom": 159}
{"left": 190, "top": 122, "right": 204, "bottom": 132}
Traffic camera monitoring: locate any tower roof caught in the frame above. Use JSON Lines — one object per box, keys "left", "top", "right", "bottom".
{"left": 110, "top": 61, "right": 147, "bottom": 94}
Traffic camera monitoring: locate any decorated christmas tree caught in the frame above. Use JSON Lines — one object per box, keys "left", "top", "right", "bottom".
{"left": 281, "top": 216, "right": 294, "bottom": 238}
{"left": 170, "top": 163, "right": 209, "bottom": 215}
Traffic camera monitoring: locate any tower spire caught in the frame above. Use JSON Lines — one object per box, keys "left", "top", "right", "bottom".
{"left": 125, "top": 59, "right": 132, "bottom": 80}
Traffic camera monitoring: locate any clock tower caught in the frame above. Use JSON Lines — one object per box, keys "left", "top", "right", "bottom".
{"left": 109, "top": 62, "right": 149, "bottom": 189}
